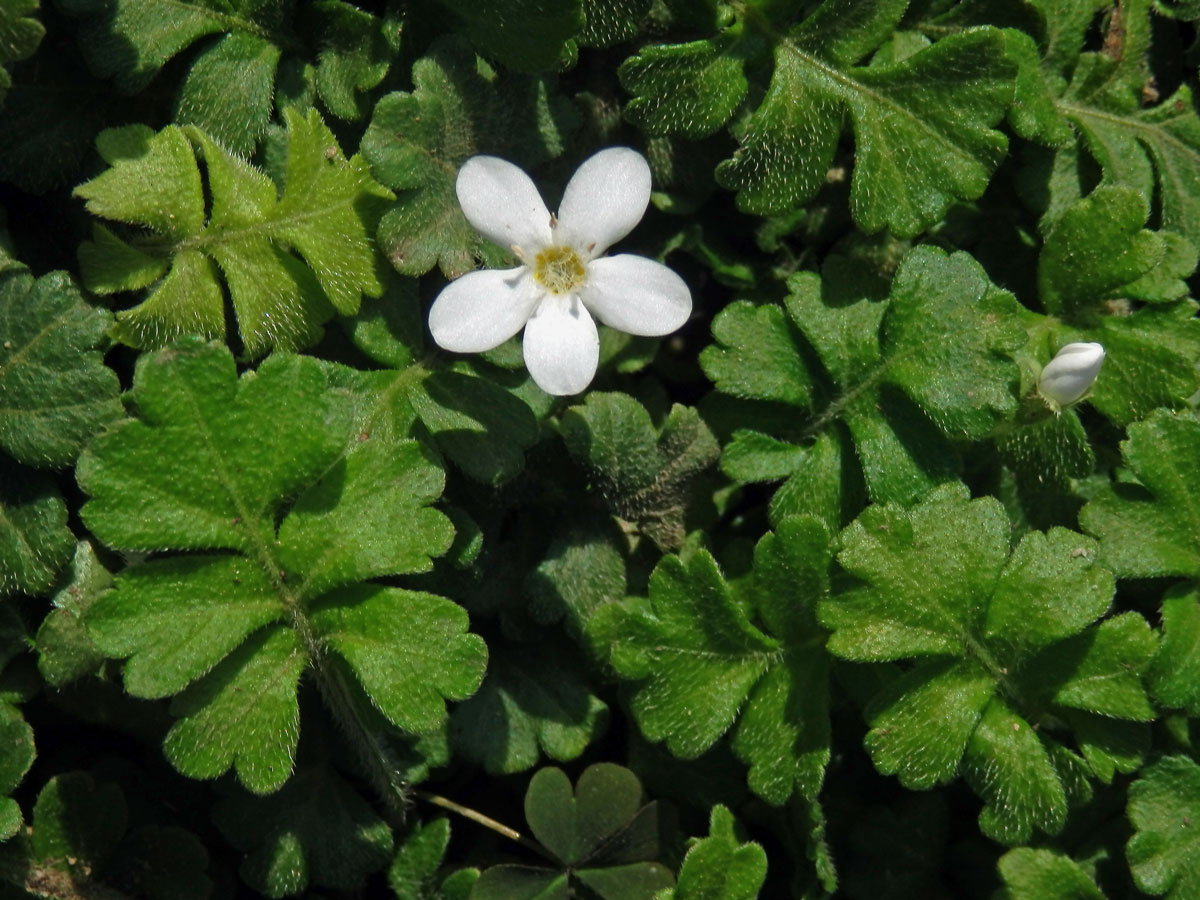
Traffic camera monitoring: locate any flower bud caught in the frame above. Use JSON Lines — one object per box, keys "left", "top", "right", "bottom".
{"left": 1038, "top": 342, "right": 1105, "bottom": 408}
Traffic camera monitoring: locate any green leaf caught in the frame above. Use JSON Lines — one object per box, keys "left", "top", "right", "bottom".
{"left": 35, "top": 540, "right": 111, "bottom": 686}
{"left": 1080, "top": 409, "right": 1200, "bottom": 579}
{"left": 591, "top": 517, "right": 831, "bottom": 804}
{"left": 0, "top": 466, "right": 73, "bottom": 598}
{"left": 1028, "top": 185, "right": 1200, "bottom": 426}
{"left": 75, "top": 108, "right": 392, "bottom": 358}
{"left": 1149, "top": 585, "right": 1200, "bottom": 715}
{"left": 110, "top": 825, "right": 213, "bottom": 900}
{"left": 1038, "top": 186, "right": 1193, "bottom": 316}
{"left": 704, "top": 247, "right": 1022, "bottom": 522}
{"left": 1059, "top": 78, "right": 1200, "bottom": 250}
{"left": 473, "top": 763, "right": 674, "bottom": 900}
{"left": 525, "top": 518, "right": 626, "bottom": 634}
{"left": 310, "top": 0, "right": 394, "bottom": 120}
{"left": 77, "top": 340, "right": 480, "bottom": 792}
{"left": 624, "top": 1, "right": 1015, "bottom": 234}
{"left": 562, "top": 393, "right": 718, "bottom": 551}
{"left": 0, "top": 0, "right": 43, "bottom": 104}
{"left": 213, "top": 766, "right": 394, "bottom": 896}
{"left": 390, "top": 818, "right": 480, "bottom": 900}
{"left": 438, "top": 0, "right": 582, "bottom": 71}
{"left": 822, "top": 482, "right": 1148, "bottom": 843}
{"left": 451, "top": 639, "right": 608, "bottom": 774}
{"left": 0, "top": 701, "right": 34, "bottom": 839}
{"left": 657, "top": 806, "right": 767, "bottom": 900}
{"left": 362, "top": 38, "right": 579, "bottom": 278}
{"left": 997, "top": 848, "right": 1106, "bottom": 899}
{"left": 0, "top": 268, "right": 121, "bottom": 468}
{"left": 31, "top": 771, "right": 127, "bottom": 869}
{"left": 62, "top": 0, "right": 395, "bottom": 151}
{"left": 173, "top": 31, "right": 281, "bottom": 154}
{"left": 1127, "top": 756, "right": 1200, "bottom": 900}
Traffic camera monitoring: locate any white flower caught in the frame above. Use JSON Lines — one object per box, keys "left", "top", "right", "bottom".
{"left": 428, "top": 147, "right": 691, "bottom": 395}
{"left": 1039, "top": 342, "right": 1105, "bottom": 408}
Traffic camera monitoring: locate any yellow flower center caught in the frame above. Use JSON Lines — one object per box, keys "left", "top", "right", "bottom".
{"left": 532, "top": 245, "right": 586, "bottom": 295}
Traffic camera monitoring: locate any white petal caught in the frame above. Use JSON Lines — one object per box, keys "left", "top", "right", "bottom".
{"left": 556, "top": 147, "right": 651, "bottom": 259}
{"left": 428, "top": 267, "right": 542, "bottom": 353}
{"left": 522, "top": 294, "right": 599, "bottom": 396}
{"left": 580, "top": 255, "right": 691, "bottom": 336}
{"left": 1039, "top": 341, "right": 1105, "bottom": 407}
{"left": 456, "top": 156, "right": 552, "bottom": 253}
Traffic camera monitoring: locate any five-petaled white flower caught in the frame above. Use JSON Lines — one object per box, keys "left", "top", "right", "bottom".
{"left": 428, "top": 147, "right": 692, "bottom": 395}
{"left": 1038, "top": 341, "right": 1105, "bottom": 409}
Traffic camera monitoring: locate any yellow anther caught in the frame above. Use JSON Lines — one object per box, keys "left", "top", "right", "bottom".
{"left": 533, "top": 245, "right": 586, "bottom": 295}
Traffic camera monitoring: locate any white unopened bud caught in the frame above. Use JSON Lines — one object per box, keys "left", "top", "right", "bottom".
{"left": 1039, "top": 342, "right": 1105, "bottom": 408}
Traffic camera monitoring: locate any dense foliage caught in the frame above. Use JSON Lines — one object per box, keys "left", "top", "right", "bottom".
{"left": 1, "top": 0, "right": 1199, "bottom": 898}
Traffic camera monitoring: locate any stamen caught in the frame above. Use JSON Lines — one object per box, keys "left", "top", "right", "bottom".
{"left": 532, "top": 245, "right": 586, "bottom": 295}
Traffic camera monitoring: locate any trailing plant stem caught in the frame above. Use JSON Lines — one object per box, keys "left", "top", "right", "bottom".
{"left": 414, "top": 790, "right": 556, "bottom": 862}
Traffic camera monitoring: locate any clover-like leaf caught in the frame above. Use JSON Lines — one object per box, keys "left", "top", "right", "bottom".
{"left": 77, "top": 340, "right": 484, "bottom": 793}
{"left": 1126, "top": 756, "right": 1200, "bottom": 900}
{"left": 821, "top": 482, "right": 1153, "bottom": 843}
{"left": 562, "top": 392, "right": 719, "bottom": 551}
{"left": 61, "top": 0, "right": 395, "bottom": 150}
{"left": 213, "top": 766, "right": 394, "bottom": 897}
{"left": 621, "top": 0, "right": 1015, "bottom": 235}
{"left": 657, "top": 806, "right": 767, "bottom": 900}
{"left": 75, "top": 108, "right": 392, "bottom": 358}
{"left": 362, "top": 38, "right": 579, "bottom": 278}
{"left": 590, "top": 516, "right": 832, "bottom": 804}
{"left": 705, "top": 246, "right": 1022, "bottom": 528}
{"left": 0, "top": 267, "right": 121, "bottom": 468}
{"left": 472, "top": 763, "right": 675, "bottom": 900}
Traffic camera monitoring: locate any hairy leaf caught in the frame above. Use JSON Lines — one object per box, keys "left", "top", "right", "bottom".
{"left": 0, "top": 267, "right": 121, "bottom": 468}
{"left": 591, "top": 516, "right": 831, "bottom": 804}
{"left": 0, "top": 466, "right": 73, "bottom": 598}
{"left": 622, "top": 0, "right": 1015, "bottom": 234}
{"left": 77, "top": 340, "right": 482, "bottom": 792}
{"left": 822, "top": 482, "right": 1150, "bottom": 843}
{"left": 1127, "top": 756, "right": 1200, "bottom": 900}
{"left": 437, "top": 0, "right": 582, "bottom": 72}
{"left": 390, "top": 818, "right": 480, "bottom": 900}
{"left": 75, "top": 108, "right": 392, "bottom": 358}
{"left": 997, "top": 848, "right": 1106, "bottom": 899}
{"left": 62, "top": 0, "right": 395, "bottom": 150}
{"left": 362, "top": 38, "right": 579, "bottom": 278}
{"left": 562, "top": 392, "right": 718, "bottom": 551}
{"left": 1080, "top": 409, "right": 1200, "bottom": 579}
{"left": 0, "top": 700, "right": 34, "bottom": 839}
{"left": 213, "top": 767, "right": 393, "bottom": 896}
{"left": 704, "top": 246, "right": 1022, "bottom": 527}
{"left": 657, "top": 806, "right": 767, "bottom": 900}
{"left": 451, "top": 639, "right": 608, "bottom": 774}
{"left": 0, "top": 0, "right": 42, "bottom": 104}
{"left": 35, "top": 540, "right": 110, "bottom": 686}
